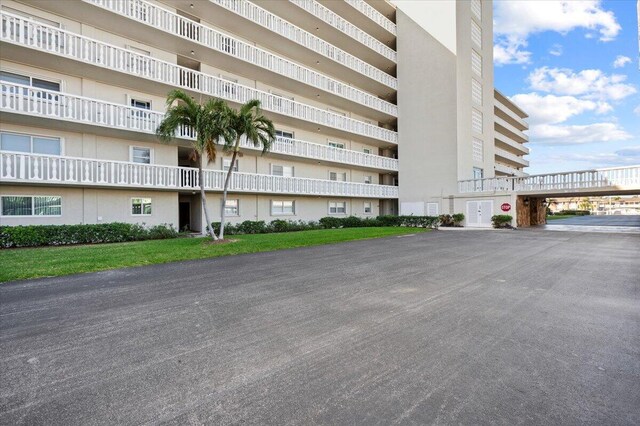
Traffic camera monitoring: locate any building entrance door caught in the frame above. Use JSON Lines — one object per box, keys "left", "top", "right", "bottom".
{"left": 179, "top": 202, "right": 191, "bottom": 231}
{"left": 466, "top": 200, "right": 493, "bottom": 228}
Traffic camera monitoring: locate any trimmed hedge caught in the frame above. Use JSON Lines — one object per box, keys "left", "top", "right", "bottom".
{"left": 212, "top": 215, "right": 440, "bottom": 236}
{"left": 1, "top": 223, "right": 178, "bottom": 248}
{"left": 491, "top": 215, "right": 513, "bottom": 229}
{"left": 557, "top": 210, "right": 591, "bottom": 216}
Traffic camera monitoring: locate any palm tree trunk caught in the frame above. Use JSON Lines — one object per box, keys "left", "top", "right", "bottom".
{"left": 219, "top": 136, "right": 241, "bottom": 240}
{"left": 199, "top": 158, "right": 217, "bottom": 240}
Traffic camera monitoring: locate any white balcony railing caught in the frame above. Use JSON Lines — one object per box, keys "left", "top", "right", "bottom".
{"left": 288, "top": 0, "right": 396, "bottom": 62}
{"left": 0, "top": 151, "right": 399, "bottom": 198}
{"left": 494, "top": 132, "right": 529, "bottom": 155}
{"left": 458, "top": 166, "right": 640, "bottom": 194}
{"left": 0, "top": 83, "right": 398, "bottom": 171}
{"left": 82, "top": 0, "right": 397, "bottom": 117}
{"left": 494, "top": 98, "right": 528, "bottom": 130}
{"left": 494, "top": 148, "right": 529, "bottom": 168}
{"left": 208, "top": 0, "right": 397, "bottom": 90}
{"left": 0, "top": 11, "right": 398, "bottom": 144}
{"left": 345, "top": 0, "right": 397, "bottom": 36}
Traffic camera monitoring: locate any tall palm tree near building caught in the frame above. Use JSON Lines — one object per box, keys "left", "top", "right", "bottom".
{"left": 156, "top": 90, "right": 232, "bottom": 239}
{"left": 219, "top": 99, "right": 275, "bottom": 239}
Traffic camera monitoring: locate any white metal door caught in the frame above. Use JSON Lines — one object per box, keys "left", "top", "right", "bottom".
{"left": 466, "top": 200, "right": 493, "bottom": 228}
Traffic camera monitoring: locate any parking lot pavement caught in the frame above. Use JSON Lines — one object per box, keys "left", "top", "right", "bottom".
{"left": 1, "top": 230, "right": 639, "bottom": 425}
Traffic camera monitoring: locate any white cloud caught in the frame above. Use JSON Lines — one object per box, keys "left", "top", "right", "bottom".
{"left": 612, "top": 55, "right": 631, "bottom": 68}
{"left": 529, "top": 123, "right": 632, "bottom": 144}
{"left": 494, "top": 1, "right": 621, "bottom": 65}
{"left": 552, "top": 146, "right": 640, "bottom": 167}
{"left": 527, "top": 67, "right": 637, "bottom": 101}
{"left": 549, "top": 44, "right": 563, "bottom": 56}
{"left": 634, "top": 105, "right": 640, "bottom": 116}
{"left": 510, "top": 93, "right": 611, "bottom": 125}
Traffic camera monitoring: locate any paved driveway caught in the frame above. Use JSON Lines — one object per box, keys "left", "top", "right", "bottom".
{"left": 1, "top": 230, "right": 639, "bottom": 425}
{"left": 548, "top": 215, "right": 640, "bottom": 227}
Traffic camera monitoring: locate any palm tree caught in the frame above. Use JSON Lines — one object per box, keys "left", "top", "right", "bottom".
{"left": 156, "top": 90, "right": 232, "bottom": 239}
{"left": 219, "top": 100, "right": 275, "bottom": 239}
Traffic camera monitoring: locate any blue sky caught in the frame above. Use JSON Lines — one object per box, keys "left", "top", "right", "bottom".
{"left": 493, "top": 0, "right": 639, "bottom": 174}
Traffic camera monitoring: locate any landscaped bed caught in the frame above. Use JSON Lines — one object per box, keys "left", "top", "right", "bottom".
{"left": 0, "top": 227, "right": 426, "bottom": 282}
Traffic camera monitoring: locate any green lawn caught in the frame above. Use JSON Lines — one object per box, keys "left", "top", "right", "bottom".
{"left": 546, "top": 215, "right": 578, "bottom": 220}
{"left": 0, "top": 227, "right": 425, "bottom": 282}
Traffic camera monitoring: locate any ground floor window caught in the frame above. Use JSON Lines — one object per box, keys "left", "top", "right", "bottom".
{"left": 131, "top": 198, "right": 152, "bottom": 216}
{"left": 1, "top": 195, "right": 61, "bottom": 216}
{"left": 271, "top": 200, "right": 295, "bottom": 215}
{"left": 224, "top": 199, "right": 239, "bottom": 216}
{"left": 364, "top": 202, "right": 372, "bottom": 214}
{"left": 329, "top": 201, "right": 347, "bottom": 215}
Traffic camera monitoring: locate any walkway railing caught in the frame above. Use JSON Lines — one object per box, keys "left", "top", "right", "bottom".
{"left": 79, "top": 1, "right": 397, "bottom": 117}
{"left": 345, "top": 0, "right": 397, "bottom": 35}
{"left": 459, "top": 166, "right": 640, "bottom": 193}
{"left": 0, "top": 83, "right": 398, "bottom": 171}
{"left": 0, "top": 11, "right": 397, "bottom": 144}
{"left": 0, "top": 152, "right": 399, "bottom": 198}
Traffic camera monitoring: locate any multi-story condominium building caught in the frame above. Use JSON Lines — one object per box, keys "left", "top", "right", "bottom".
{"left": 0, "top": 0, "right": 528, "bottom": 230}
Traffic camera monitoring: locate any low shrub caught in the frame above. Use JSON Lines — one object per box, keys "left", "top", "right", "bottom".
{"left": 213, "top": 215, "right": 439, "bottom": 235}
{"left": 439, "top": 214, "right": 453, "bottom": 227}
{"left": 558, "top": 210, "right": 591, "bottom": 216}
{"left": 452, "top": 213, "right": 465, "bottom": 226}
{"left": 491, "top": 215, "right": 513, "bottom": 229}
{"left": 0, "top": 222, "right": 178, "bottom": 248}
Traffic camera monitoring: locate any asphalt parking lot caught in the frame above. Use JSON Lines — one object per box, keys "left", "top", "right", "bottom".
{"left": 1, "top": 230, "right": 639, "bottom": 425}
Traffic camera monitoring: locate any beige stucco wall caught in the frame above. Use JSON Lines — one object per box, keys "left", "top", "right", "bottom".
{"left": 396, "top": 8, "right": 459, "bottom": 214}
{"left": 0, "top": 185, "right": 179, "bottom": 227}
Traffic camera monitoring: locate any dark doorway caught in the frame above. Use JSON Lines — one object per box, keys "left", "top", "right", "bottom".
{"left": 179, "top": 202, "right": 191, "bottom": 231}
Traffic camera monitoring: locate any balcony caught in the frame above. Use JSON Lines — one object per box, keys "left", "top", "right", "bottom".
{"left": 0, "top": 151, "right": 399, "bottom": 199}
{"left": 54, "top": 1, "right": 396, "bottom": 120}
{"left": 495, "top": 163, "right": 527, "bottom": 177}
{"left": 495, "top": 147, "right": 529, "bottom": 168}
{"left": 255, "top": 0, "right": 396, "bottom": 71}
{"left": 494, "top": 116, "right": 528, "bottom": 144}
{"left": 181, "top": 0, "right": 397, "bottom": 92}
{"left": 0, "top": 82, "right": 398, "bottom": 172}
{"left": 494, "top": 98, "right": 528, "bottom": 131}
{"left": 319, "top": 0, "right": 396, "bottom": 46}
{"left": 0, "top": 12, "right": 397, "bottom": 145}
{"left": 494, "top": 131, "right": 529, "bottom": 156}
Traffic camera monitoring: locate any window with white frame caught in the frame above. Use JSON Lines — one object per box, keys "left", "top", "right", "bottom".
{"left": 1, "top": 70, "right": 60, "bottom": 100}
{"left": 473, "top": 167, "right": 484, "bottom": 180}
{"left": 471, "top": 20, "right": 482, "bottom": 48}
{"left": 472, "top": 137, "right": 483, "bottom": 162}
{"left": 131, "top": 198, "right": 152, "bottom": 215}
{"left": 223, "top": 199, "right": 239, "bottom": 216}
{"left": 1, "top": 195, "right": 61, "bottom": 216}
{"left": 0, "top": 132, "right": 61, "bottom": 155}
{"left": 328, "top": 141, "right": 345, "bottom": 149}
{"left": 364, "top": 202, "right": 372, "bottom": 214}
{"left": 275, "top": 129, "right": 294, "bottom": 140}
{"left": 472, "top": 108, "right": 483, "bottom": 134}
{"left": 223, "top": 158, "right": 238, "bottom": 172}
{"left": 363, "top": 148, "right": 372, "bottom": 154}
{"left": 329, "top": 171, "right": 347, "bottom": 181}
{"left": 471, "top": 78, "right": 482, "bottom": 105}
{"left": 130, "top": 97, "right": 151, "bottom": 119}
{"left": 329, "top": 201, "right": 347, "bottom": 214}
{"left": 271, "top": 200, "right": 295, "bottom": 215}
{"left": 131, "top": 146, "right": 152, "bottom": 164}
{"left": 364, "top": 175, "right": 372, "bottom": 184}
{"left": 271, "top": 165, "right": 294, "bottom": 177}
{"left": 471, "top": 49, "right": 482, "bottom": 77}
